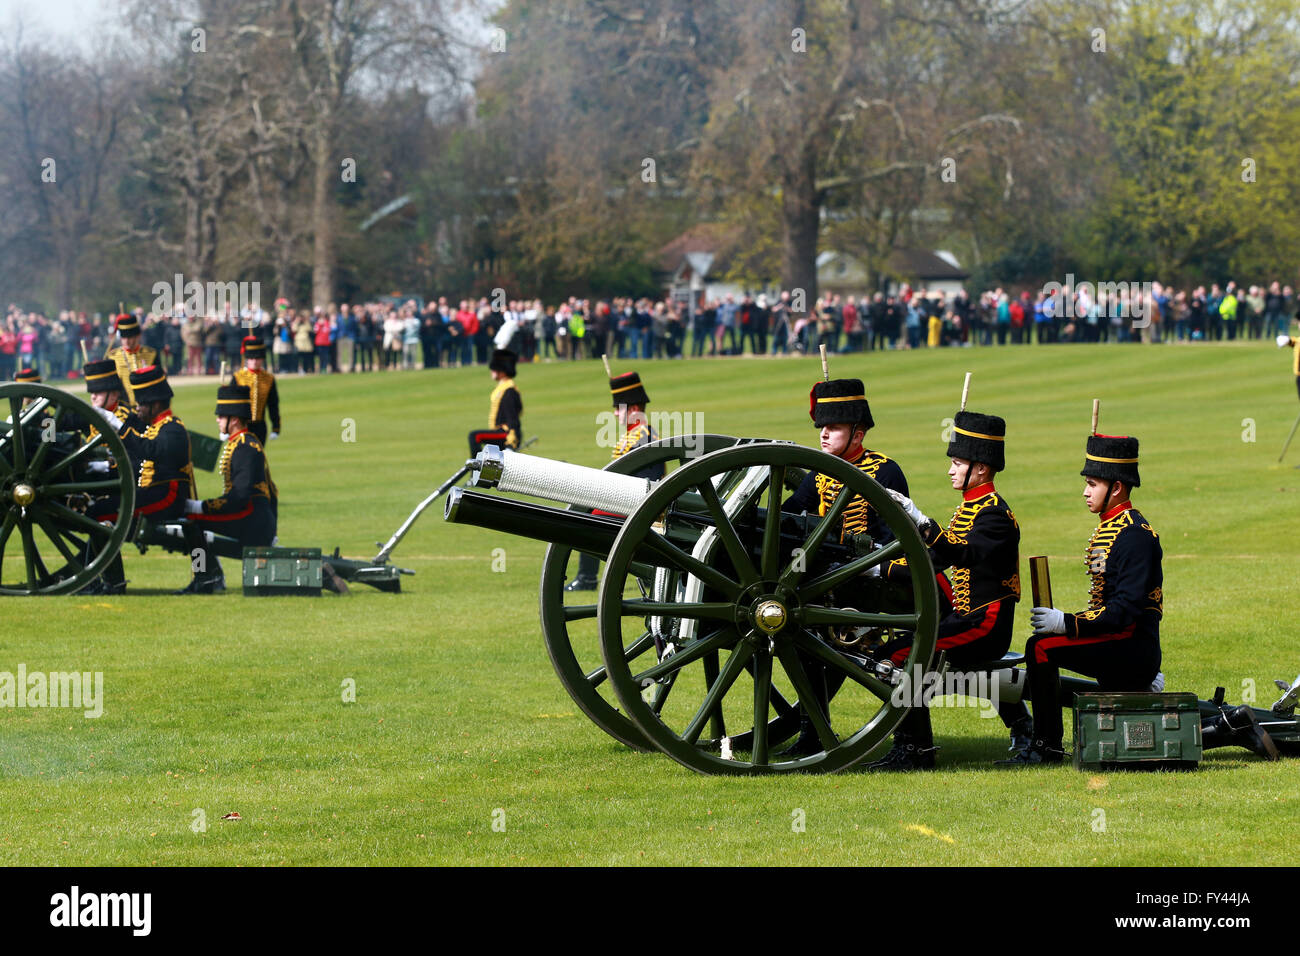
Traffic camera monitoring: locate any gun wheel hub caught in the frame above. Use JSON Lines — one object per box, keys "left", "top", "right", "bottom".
{"left": 11, "top": 482, "right": 35, "bottom": 506}
{"left": 753, "top": 600, "right": 787, "bottom": 634}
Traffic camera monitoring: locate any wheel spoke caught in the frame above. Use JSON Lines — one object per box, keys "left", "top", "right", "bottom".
{"left": 18, "top": 517, "right": 39, "bottom": 590}
{"left": 39, "top": 480, "right": 122, "bottom": 495}
{"left": 751, "top": 650, "right": 773, "bottom": 765}
{"left": 26, "top": 404, "right": 61, "bottom": 476}
{"left": 0, "top": 509, "right": 16, "bottom": 578}
{"left": 620, "top": 599, "right": 735, "bottom": 621}
{"left": 9, "top": 396, "right": 27, "bottom": 471}
{"left": 799, "top": 606, "right": 919, "bottom": 629}
{"left": 801, "top": 539, "right": 904, "bottom": 600}
{"left": 702, "top": 651, "right": 726, "bottom": 740}
{"left": 774, "top": 643, "right": 838, "bottom": 751}
{"left": 649, "top": 673, "right": 676, "bottom": 715}
{"left": 761, "top": 465, "right": 784, "bottom": 579}
{"left": 46, "top": 432, "right": 105, "bottom": 479}
{"left": 29, "top": 506, "right": 83, "bottom": 572}
{"left": 43, "top": 501, "right": 113, "bottom": 537}
{"left": 694, "top": 480, "right": 758, "bottom": 586}
{"left": 779, "top": 481, "right": 852, "bottom": 588}
{"left": 682, "top": 643, "right": 754, "bottom": 745}
{"left": 584, "top": 632, "right": 655, "bottom": 689}
{"left": 632, "top": 628, "right": 735, "bottom": 684}
{"left": 562, "top": 603, "right": 598, "bottom": 622}
{"left": 641, "top": 529, "right": 741, "bottom": 599}
{"left": 793, "top": 629, "right": 894, "bottom": 701}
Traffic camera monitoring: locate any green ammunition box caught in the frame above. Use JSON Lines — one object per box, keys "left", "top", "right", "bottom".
{"left": 242, "top": 547, "right": 322, "bottom": 597}
{"left": 190, "top": 432, "right": 224, "bottom": 472}
{"left": 1073, "top": 693, "right": 1201, "bottom": 771}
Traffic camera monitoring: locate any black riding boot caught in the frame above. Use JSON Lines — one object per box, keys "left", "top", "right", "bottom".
{"left": 864, "top": 707, "right": 937, "bottom": 771}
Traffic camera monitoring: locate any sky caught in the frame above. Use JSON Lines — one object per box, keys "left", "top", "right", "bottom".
{"left": 0, "top": 0, "right": 123, "bottom": 47}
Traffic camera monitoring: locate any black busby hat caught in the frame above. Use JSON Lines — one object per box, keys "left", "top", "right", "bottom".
{"left": 14, "top": 367, "right": 40, "bottom": 384}
{"left": 83, "top": 359, "right": 123, "bottom": 394}
{"left": 610, "top": 371, "right": 649, "bottom": 407}
{"left": 809, "top": 378, "right": 873, "bottom": 430}
{"left": 489, "top": 349, "right": 517, "bottom": 378}
{"left": 1082, "top": 434, "right": 1140, "bottom": 487}
{"left": 241, "top": 335, "right": 266, "bottom": 358}
{"left": 947, "top": 410, "right": 1006, "bottom": 472}
{"left": 215, "top": 383, "right": 252, "bottom": 420}
{"left": 128, "top": 365, "right": 173, "bottom": 405}
{"left": 115, "top": 313, "right": 140, "bottom": 336}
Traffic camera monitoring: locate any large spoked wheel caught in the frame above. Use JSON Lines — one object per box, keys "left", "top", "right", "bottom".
{"left": 0, "top": 383, "right": 136, "bottom": 595}
{"left": 598, "top": 442, "right": 939, "bottom": 775}
{"left": 539, "top": 434, "right": 744, "bottom": 751}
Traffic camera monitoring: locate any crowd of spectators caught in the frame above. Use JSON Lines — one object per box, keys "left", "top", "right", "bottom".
{"left": 3, "top": 279, "right": 1296, "bottom": 381}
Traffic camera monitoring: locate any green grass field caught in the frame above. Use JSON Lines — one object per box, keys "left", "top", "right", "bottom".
{"left": 2, "top": 341, "right": 1297, "bottom": 866}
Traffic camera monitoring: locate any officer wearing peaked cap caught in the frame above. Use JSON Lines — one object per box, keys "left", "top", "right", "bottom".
{"left": 233, "top": 336, "right": 281, "bottom": 446}
{"left": 565, "top": 369, "right": 665, "bottom": 592}
{"left": 469, "top": 348, "right": 522, "bottom": 455}
{"left": 999, "top": 430, "right": 1164, "bottom": 766}
{"left": 874, "top": 407, "right": 1031, "bottom": 770}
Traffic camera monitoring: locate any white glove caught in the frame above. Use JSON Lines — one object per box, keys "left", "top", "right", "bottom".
{"left": 86, "top": 460, "right": 111, "bottom": 475}
{"left": 1149, "top": 672, "right": 1165, "bottom": 692}
{"left": 1030, "top": 606, "right": 1066, "bottom": 636}
{"left": 1278, "top": 334, "right": 1292, "bottom": 347}
{"left": 863, "top": 564, "right": 882, "bottom": 578}
{"left": 887, "top": 489, "right": 928, "bottom": 527}
{"left": 269, "top": 431, "right": 279, "bottom": 441}
{"left": 94, "top": 406, "right": 124, "bottom": 433}
{"left": 184, "top": 499, "right": 204, "bottom": 515}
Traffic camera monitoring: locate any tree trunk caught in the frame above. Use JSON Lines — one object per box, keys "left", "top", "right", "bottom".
{"left": 310, "top": 123, "right": 335, "bottom": 308}
{"left": 780, "top": 148, "right": 820, "bottom": 314}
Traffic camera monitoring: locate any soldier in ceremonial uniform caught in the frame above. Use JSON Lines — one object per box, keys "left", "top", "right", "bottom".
{"left": 468, "top": 349, "right": 522, "bottom": 455}
{"left": 14, "top": 367, "right": 40, "bottom": 384}
{"left": 77, "top": 358, "right": 132, "bottom": 443}
{"left": 84, "top": 366, "right": 197, "bottom": 593}
{"left": 869, "top": 409, "right": 1032, "bottom": 770}
{"left": 565, "top": 370, "right": 664, "bottom": 591}
{"left": 998, "top": 432, "right": 1163, "bottom": 766}
{"left": 176, "top": 384, "right": 279, "bottom": 594}
{"left": 778, "top": 378, "right": 911, "bottom": 754}
{"left": 233, "top": 336, "right": 281, "bottom": 445}
{"left": 104, "top": 314, "right": 157, "bottom": 405}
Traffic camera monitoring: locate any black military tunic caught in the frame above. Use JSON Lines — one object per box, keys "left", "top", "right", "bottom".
{"left": 783, "top": 447, "right": 909, "bottom": 544}
{"left": 188, "top": 428, "right": 277, "bottom": 546}
{"left": 87, "top": 407, "right": 195, "bottom": 523}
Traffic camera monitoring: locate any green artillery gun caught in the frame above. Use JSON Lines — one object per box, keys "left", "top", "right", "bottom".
{"left": 0, "top": 382, "right": 408, "bottom": 594}
{"left": 445, "top": 435, "right": 1300, "bottom": 773}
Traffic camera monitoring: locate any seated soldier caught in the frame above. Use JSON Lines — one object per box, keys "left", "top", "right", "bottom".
{"left": 176, "top": 384, "right": 279, "bottom": 594}
{"left": 998, "top": 432, "right": 1162, "bottom": 766}
{"left": 779, "top": 377, "right": 910, "bottom": 755}
{"left": 871, "top": 409, "right": 1032, "bottom": 770}
{"left": 85, "top": 366, "right": 196, "bottom": 593}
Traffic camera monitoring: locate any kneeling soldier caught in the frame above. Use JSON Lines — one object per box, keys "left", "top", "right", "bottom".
{"left": 176, "top": 384, "right": 279, "bottom": 594}
{"left": 468, "top": 348, "right": 522, "bottom": 455}
{"left": 86, "top": 366, "right": 197, "bottom": 592}
{"left": 871, "top": 409, "right": 1030, "bottom": 770}
{"left": 999, "top": 431, "right": 1163, "bottom": 766}
{"left": 779, "top": 377, "right": 911, "bottom": 755}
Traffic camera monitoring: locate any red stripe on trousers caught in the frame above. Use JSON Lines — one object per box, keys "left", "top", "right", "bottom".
{"left": 1031, "top": 624, "right": 1137, "bottom": 664}
{"left": 191, "top": 503, "right": 254, "bottom": 522}
{"left": 135, "top": 481, "right": 179, "bottom": 516}
{"left": 891, "top": 601, "right": 1001, "bottom": 666}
